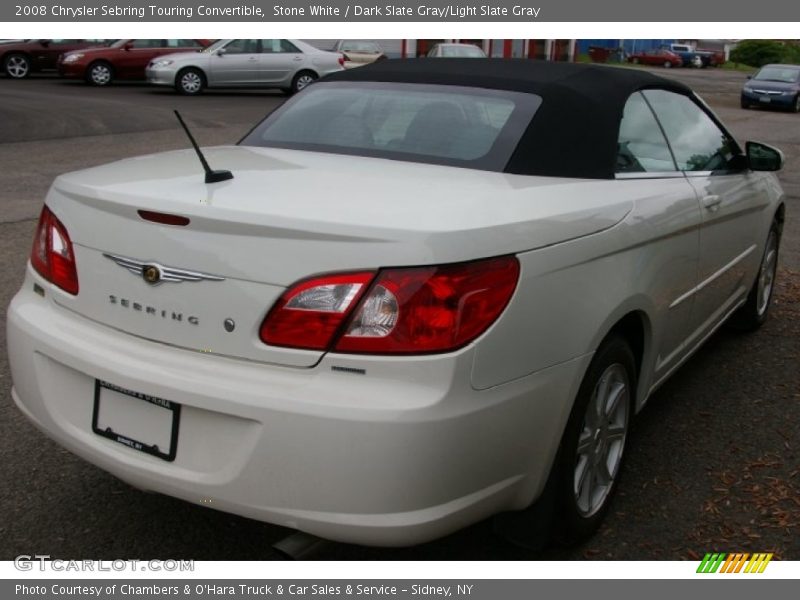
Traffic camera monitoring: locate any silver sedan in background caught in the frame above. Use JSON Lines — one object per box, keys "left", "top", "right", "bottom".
{"left": 426, "top": 43, "right": 487, "bottom": 58}
{"left": 331, "top": 40, "right": 387, "bottom": 68}
{"left": 146, "top": 39, "right": 344, "bottom": 95}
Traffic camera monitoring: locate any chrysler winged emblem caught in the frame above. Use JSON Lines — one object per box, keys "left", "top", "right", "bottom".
{"left": 103, "top": 253, "right": 225, "bottom": 285}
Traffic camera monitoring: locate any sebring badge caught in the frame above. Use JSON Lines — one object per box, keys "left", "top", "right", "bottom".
{"left": 103, "top": 253, "right": 225, "bottom": 285}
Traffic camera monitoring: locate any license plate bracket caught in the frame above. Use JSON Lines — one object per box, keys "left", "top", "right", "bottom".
{"left": 92, "top": 380, "right": 180, "bottom": 462}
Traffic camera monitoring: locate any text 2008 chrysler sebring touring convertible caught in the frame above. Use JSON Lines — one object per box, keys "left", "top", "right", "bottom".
{"left": 7, "top": 60, "right": 785, "bottom": 547}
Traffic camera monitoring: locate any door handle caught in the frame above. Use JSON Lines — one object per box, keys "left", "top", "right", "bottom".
{"left": 293, "top": 57, "right": 303, "bottom": 61}
{"left": 702, "top": 195, "right": 722, "bottom": 211}
{"left": 248, "top": 57, "right": 258, "bottom": 62}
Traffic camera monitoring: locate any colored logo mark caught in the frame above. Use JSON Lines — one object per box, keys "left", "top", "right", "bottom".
{"left": 696, "top": 552, "right": 773, "bottom": 573}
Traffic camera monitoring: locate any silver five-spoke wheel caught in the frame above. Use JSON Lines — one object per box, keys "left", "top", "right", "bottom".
{"left": 5, "top": 55, "right": 30, "bottom": 78}
{"left": 756, "top": 230, "right": 778, "bottom": 317}
{"left": 574, "top": 362, "right": 629, "bottom": 517}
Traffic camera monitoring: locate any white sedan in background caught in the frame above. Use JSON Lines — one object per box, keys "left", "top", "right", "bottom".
{"left": 146, "top": 38, "right": 344, "bottom": 95}
{"left": 7, "top": 59, "right": 785, "bottom": 548}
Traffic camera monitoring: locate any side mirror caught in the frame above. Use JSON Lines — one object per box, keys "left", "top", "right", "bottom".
{"left": 123, "top": 42, "right": 133, "bottom": 51}
{"left": 216, "top": 47, "right": 226, "bottom": 56}
{"left": 746, "top": 75, "right": 752, "bottom": 79}
{"left": 747, "top": 141, "right": 784, "bottom": 171}
{"left": 40, "top": 40, "right": 50, "bottom": 47}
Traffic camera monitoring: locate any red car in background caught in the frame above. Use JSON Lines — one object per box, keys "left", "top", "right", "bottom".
{"left": 59, "top": 39, "right": 211, "bottom": 86}
{"left": 627, "top": 49, "right": 683, "bottom": 68}
{"left": 1, "top": 39, "right": 112, "bottom": 78}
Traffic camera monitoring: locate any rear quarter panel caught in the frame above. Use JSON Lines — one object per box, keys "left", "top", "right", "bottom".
{"left": 470, "top": 177, "right": 703, "bottom": 408}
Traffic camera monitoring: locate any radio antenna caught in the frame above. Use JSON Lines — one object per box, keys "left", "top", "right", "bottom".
{"left": 174, "top": 110, "right": 233, "bottom": 184}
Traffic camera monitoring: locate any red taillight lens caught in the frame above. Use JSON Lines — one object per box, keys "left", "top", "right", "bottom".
{"left": 259, "top": 272, "right": 375, "bottom": 350}
{"left": 336, "top": 257, "right": 519, "bottom": 354}
{"left": 338, "top": 55, "right": 346, "bottom": 66}
{"left": 259, "top": 256, "right": 519, "bottom": 355}
{"left": 30, "top": 206, "right": 79, "bottom": 295}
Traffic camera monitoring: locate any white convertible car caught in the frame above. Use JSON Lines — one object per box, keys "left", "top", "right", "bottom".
{"left": 7, "top": 60, "right": 785, "bottom": 547}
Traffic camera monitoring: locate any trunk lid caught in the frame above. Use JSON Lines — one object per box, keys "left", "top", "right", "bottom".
{"left": 47, "top": 146, "right": 632, "bottom": 367}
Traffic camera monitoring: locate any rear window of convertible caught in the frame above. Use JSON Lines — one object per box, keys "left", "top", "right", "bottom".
{"left": 240, "top": 82, "right": 542, "bottom": 171}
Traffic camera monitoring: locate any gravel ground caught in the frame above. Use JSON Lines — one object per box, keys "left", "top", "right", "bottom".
{"left": 0, "top": 69, "right": 798, "bottom": 561}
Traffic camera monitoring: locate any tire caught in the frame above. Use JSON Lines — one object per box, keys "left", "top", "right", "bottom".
{"left": 663, "top": 61, "right": 672, "bottom": 68}
{"left": 87, "top": 61, "right": 113, "bottom": 86}
{"left": 291, "top": 70, "right": 317, "bottom": 94}
{"left": 793, "top": 94, "right": 800, "bottom": 113}
{"left": 175, "top": 67, "right": 205, "bottom": 95}
{"left": 554, "top": 335, "right": 636, "bottom": 544}
{"left": 631, "top": 57, "right": 639, "bottom": 64}
{"left": 4, "top": 53, "right": 31, "bottom": 79}
{"left": 728, "top": 223, "right": 780, "bottom": 331}
{"left": 741, "top": 98, "right": 750, "bottom": 109}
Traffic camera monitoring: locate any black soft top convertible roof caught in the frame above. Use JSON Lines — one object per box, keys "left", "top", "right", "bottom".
{"left": 324, "top": 59, "right": 694, "bottom": 179}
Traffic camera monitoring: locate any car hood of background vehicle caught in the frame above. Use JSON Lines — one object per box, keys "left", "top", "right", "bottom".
{"left": 153, "top": 51, "right": 210, "bottom": 65}
{"left": 51, "top": 146, "right": 633, "bottom": 285}
{"left": 746, "top": 80, "right": 798, "bottom": 92}
{"left": 65, "top": 47, "right": 115, "bottom": 58}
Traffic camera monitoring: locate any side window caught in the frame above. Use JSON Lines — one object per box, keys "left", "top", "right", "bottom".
{"left": 224, "top": 39, "right": 259, "bottom": 54}
{"left": 167, "top": 39, "right": 202, "bottom": 48}
{"left": 261, "top": 40, "right": 300, "bottom": 54}
{"left": 131, "top": 39, "right": 166, "bottom": 49}
{"left": 280, "top": 40, "right": 301, "bottom": 53}
{"left": 643, "top": 90, "right": 738, "bottom": 172}
{"left": 616, "top": 92, "right": 676, "bottom": 173}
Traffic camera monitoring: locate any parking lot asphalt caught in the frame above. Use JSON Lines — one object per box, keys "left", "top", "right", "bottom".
{"left": 1, "top": 68, "right": 798, "bottom": 561}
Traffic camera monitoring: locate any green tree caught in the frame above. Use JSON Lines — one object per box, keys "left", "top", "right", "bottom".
{"left": 730, "top": 40, "right": 800, "bottom": 68}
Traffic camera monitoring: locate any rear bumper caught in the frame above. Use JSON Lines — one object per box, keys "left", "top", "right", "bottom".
{"left": 7, "top": 269, "right": 588, "bottom": 546}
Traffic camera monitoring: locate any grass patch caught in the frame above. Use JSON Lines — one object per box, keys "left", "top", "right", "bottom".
{"left": 720, "top": 62, "right": 758, "bottom": 74}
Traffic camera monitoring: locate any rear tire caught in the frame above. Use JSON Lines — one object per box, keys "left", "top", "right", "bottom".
{"left": 291, "top": 70, "right": 317, "bottom": 94}
{"left": 4, "top": 53, "right": 31, "bottom": 78}
{"left": 87, "top": 61, "right": 113, "bottom": 86}
{"left": 728, "top": 223, "right": 780, "bottom": 331}
{"left": 555, "top": 335, "right": 635, "bottom": 544}
{"left": 631, "top": 57, "right": 639, "bottom": 64}
{"left": 175, "top": 67, "right": 205, "bottom": 95}
{"left": 793, "top": 94, "right": 800, "bottom": 113}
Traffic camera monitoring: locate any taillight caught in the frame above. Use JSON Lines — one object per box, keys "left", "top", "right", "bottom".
{"left": 30, "top": 206, "right": 79, "bottom": 295}
{"left": 259, "top": 256, "right": 519, "bottom": 355}
{"left": 260, "top": 272, "right": 374, "bottom": 350}
{"left": 338, "top": 55, "right": 346, "bottom": 66}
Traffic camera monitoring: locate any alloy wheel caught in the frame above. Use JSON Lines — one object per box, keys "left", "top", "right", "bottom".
{"left": 5, "top": 55, "right": 29, "bottom": 78}
{"left": 756, "top": 230, "right": 778, "bottom": 317}
{"left": 294, "top": 74, "right": 315, "bottom": 92}
{"left": 574, "top": 363, "right": 630, "bottom": 517}
{"left": 90, "top": 64, "right": 112, "bottom": 86}
{"left": 180, "top": 71, "right": 202, "bottom": 94}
